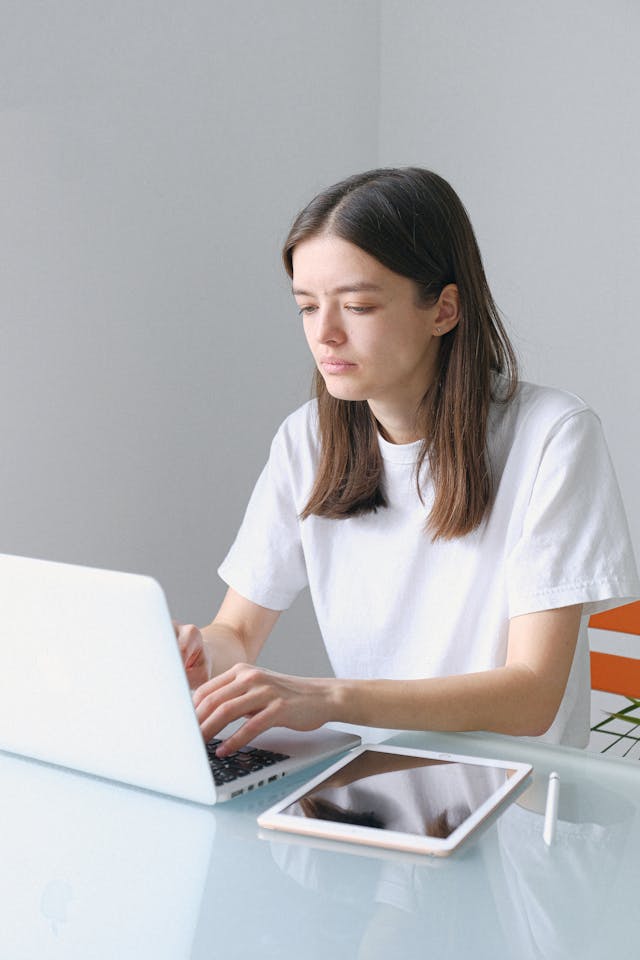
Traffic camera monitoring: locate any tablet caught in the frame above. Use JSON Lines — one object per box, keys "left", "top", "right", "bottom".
{"left": 257, "top": 744, "right": 532, "bottom": 857}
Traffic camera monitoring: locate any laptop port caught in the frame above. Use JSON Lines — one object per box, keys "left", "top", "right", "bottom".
{"left": 231, "top": 789, "right": 244, "bottom": 799}
{"left": 268, "top": 775, "right": 278, "bottom": 783}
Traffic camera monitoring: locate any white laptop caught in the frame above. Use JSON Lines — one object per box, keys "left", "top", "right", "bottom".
{"left": 0, "top": 554, "right": 360, "bottom": 805}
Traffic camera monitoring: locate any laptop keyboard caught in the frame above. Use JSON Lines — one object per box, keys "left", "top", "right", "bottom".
{"left": 206, "top": 739, "right": 290, "bottom": 787}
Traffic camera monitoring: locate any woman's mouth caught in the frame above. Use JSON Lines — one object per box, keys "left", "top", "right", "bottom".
{"left": 320, "top": 358, "right": 357, "bottom": 374}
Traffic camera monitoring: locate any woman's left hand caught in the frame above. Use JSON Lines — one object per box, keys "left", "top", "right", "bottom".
{"left": 191, "top": 663, "right": 339, "bottom": 755}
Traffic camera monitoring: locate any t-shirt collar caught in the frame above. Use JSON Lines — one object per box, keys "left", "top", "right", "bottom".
{"left": 377, "top": 431, "right": 423, "bottom": 464}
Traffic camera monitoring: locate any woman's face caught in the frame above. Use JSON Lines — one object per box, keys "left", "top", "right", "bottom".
{"left": 291, "top": 234, "right": 448, "bottom": 430}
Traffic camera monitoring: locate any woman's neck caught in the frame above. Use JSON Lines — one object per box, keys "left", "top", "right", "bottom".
{"left": 371, "top": 410, "right": 424, "bottom": 445}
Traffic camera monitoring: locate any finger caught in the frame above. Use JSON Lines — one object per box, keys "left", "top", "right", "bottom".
{"left": 200, "top": 701, "right": 255, "bottom": 744}
{"left": 180, "top": 643, "right": 202, "bottom": 670}
{"left": 197, "top": 682, "right": 268, "bottom": 738}
{"left": 184, "top": 641, "right": 204, "bottom": 670}
{"left": 195, "top": 666, "right": 273, "bottom": 724}
{"left": 175, "top": 624, "right": 200, "bottom": 659}
{"left": 192, "top": 663, "right": 251, "bottom": 708}
{"left": 214, "top": 702, "right": 281, "bottom": 756}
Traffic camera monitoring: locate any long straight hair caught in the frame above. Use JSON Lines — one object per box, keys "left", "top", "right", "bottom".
{"left": 282, "top": 168, "right": 518, "bottom": 540}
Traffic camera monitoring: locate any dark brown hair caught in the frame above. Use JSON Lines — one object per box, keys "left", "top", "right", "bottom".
{"left": 282, "top": 168, "right": 518, "bottom": 540}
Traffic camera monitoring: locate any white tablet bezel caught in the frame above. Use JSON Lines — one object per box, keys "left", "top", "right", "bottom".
{"left": 257, "top": 743, "right": 532, "bottom": 857}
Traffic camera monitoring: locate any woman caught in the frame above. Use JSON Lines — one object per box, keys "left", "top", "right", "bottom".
{"left": 176, "top": 168, "right": 639, "bottom": 756}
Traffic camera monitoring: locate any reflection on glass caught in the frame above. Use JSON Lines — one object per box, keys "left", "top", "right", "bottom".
{"left": 269, "top": 760, "right": 637, "bottom": 960}
{"left": 283, "top": 750, "right": 512, "bottom": 838}
{"left": 0, "top": 750, "right": 215, "bottom": 960}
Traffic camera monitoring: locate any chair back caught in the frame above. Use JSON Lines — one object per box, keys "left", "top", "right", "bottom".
{"left": 588, "top": 601, "right": 640, "bottom": 697}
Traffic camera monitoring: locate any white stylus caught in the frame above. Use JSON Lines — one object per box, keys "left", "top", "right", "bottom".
{"left": 543, "top": 771, "right": 560, "bottom": 846}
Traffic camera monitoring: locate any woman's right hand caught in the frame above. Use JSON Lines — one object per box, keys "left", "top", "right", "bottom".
{"left": 173, "top": 622, "right": 213, "bottom": 690}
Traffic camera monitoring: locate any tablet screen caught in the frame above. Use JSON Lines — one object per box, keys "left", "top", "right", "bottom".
{"left": 281, "top": 750, "right": 518, "bottom": 839}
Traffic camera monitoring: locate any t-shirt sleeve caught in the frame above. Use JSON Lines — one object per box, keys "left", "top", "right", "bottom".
{"left": 217, "top": 426, "right": 308, "bottom": 610}
{"left": 505, "top": 409, "right": 640, "bottom": 618}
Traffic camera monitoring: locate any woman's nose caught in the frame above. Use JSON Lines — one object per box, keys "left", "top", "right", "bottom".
{"left": 314, "top": 304, "right": 346, "bottom": 344}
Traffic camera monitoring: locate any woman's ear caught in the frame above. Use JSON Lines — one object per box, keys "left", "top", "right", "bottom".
{"left": 433, "top": 284, "right": 460, "bottom": 336}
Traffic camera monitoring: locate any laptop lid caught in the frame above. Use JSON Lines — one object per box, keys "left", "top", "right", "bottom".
{"left": 0, "top": 554, "right": 359, "bottom": 805}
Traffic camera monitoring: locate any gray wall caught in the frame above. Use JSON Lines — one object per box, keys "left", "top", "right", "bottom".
{"left": 380, "top": 0, "right": 640, "bottom": 549}
{"left": 2, "top": 2, "right": 637, "bottom": 676}
{"left": 1, "top": 1, "right": 378, "bottom": 674}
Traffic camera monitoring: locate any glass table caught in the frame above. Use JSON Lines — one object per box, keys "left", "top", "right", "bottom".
{"left": 1, "top": 729, "right": 638, "bottom": 959}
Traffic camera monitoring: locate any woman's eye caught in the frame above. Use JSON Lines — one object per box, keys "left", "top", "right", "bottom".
{"left": 296, "top": 303, "right": 373, "bottom": 317}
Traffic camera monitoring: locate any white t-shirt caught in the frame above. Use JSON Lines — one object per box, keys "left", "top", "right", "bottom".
{"left": 218, "top": 381, "right": 639, "bottom": 746}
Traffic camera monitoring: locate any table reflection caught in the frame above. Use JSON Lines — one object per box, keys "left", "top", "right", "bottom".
{"left": 267, "top": 763, "right": 634, "bottom": 960}
{"left": 0, "top": 750, "right": 215, "bottom": 959}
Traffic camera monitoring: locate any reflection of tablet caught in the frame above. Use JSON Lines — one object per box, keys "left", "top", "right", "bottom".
{"left": 257, "top": 744, "right": 532, "bottom": 857}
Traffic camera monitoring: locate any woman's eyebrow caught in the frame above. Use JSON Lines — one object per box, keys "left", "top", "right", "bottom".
{"left": 291, "top": 282, "right": 384, "bottom": 297}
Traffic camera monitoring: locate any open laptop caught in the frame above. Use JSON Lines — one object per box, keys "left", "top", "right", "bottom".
{"left": 0, "top": 554, "right": 360, "bottom": 805}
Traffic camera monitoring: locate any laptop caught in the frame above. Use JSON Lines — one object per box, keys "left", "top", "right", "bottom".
{"left": 0, "top": 554, "right": 360, "bottom": 805}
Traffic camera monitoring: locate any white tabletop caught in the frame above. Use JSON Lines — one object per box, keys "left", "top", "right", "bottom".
{"left": 1, "top": 730, "right": 639, "bottom": 959}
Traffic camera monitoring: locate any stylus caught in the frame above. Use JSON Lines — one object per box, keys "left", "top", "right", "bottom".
{"left": 543, "top": 771, "right": 559, "bottom": 846}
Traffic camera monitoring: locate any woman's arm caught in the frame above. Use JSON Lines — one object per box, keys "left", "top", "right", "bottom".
{"left": 175, "top": 587, "right": 281, "bottom": 689}
{"left": 339, "top": 604, "right": 583, "bottom": 736}
{"left": 192, "top": 603, "right": 582, "bottom": 753}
